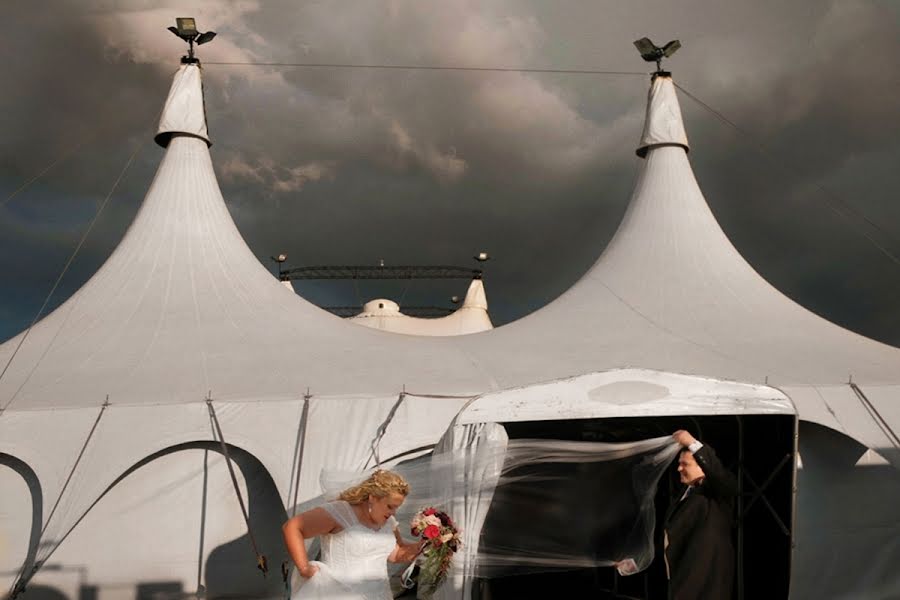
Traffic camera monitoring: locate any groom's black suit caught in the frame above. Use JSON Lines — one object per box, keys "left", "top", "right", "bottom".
{"left": 664, "top": 444, "right": 738, "bottom": 600}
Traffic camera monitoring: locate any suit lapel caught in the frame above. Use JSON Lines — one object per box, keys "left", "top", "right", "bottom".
{"left": 666, "top": 485, "right": 693, "bottom": 525}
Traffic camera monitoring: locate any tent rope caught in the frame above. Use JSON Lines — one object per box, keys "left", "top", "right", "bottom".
{"left": 849, "top": 383, "right": 900, "bottom": 450}
{"left": 0, "top": 138, "right": 147, "bottom": 412}
{"left": 205, "top": 396, "right": 269, "bottom": 576}
{"left": 368, "top": 392, "right": 406, "bottom": 468}
{"left": 9, "top": 398, "right": 109, "bottom": 599}
{"left": 674, "top": 81, "right": 900, "bottom": 269}
{"left": 1, "top": 137, "right": 95, "bottom": 209}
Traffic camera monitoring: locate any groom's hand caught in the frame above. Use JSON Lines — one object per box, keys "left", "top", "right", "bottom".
{"left": 673, "top": 430, "right": 697, "bottom": 447}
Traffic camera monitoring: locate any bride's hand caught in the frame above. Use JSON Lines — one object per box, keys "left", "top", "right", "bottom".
{"left": 299, "top": 564, "right": 319, "bottom": 579}
{"left": 390, "top": 539, "right": 426, "bottom": 563}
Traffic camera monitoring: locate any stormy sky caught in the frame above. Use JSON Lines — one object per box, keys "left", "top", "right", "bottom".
{"left": 1, "top": 0, "right": 898, "bottom": 346}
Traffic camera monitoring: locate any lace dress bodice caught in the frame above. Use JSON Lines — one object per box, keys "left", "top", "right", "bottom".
{"left": 291, "top": 500, "right": 397, "bottom": 600}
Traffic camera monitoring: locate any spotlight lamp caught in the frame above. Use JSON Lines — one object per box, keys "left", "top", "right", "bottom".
{"left": 633, "top": 37, "right": 681, "bottom": 73}
{"left": 269, "top": 254, "right": 288, "bottom": 279}
{"left": 167, "top": 17, "right": 216, "bottom": 63}
{"left": 474, "top": 251, "right": 490, "bottom": 262}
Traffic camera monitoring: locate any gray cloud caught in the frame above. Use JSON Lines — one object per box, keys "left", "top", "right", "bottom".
{"left": 1, "top": 0, "right": 899, "bottom": 347}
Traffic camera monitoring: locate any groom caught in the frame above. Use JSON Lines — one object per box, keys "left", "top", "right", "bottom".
{"left": 664, "top": 430, "right": 738, "bottom": 600}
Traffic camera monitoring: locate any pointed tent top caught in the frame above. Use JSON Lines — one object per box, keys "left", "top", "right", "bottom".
{"left": 636, "top": 73, "right": 689, "bottom": 158}
{"left": 461, "top": 278, "right": 488, "bottom": 310}
{"left": 155, "top": 63, "right": 211, "bottom": 148}
{"left": 360, "top": 299, "right": 402, "bottom": 315}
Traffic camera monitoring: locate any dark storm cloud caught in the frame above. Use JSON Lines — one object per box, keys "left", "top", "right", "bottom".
{"left": 1, "top": 0, "right": 898, "bottom": 346}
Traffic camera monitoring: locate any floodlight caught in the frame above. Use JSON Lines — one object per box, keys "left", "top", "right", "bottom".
{"left": 270, "top": 254, "right": 288, "bottom": 278}
{"left": 633, "top": 37, "right": 657, "bottom": 59}
{"left": 166, "top": 17, "right": 217, "bottom": 63}
{"left": 176, "top": 18, "right": 198, "bottom": 37}
{"left": 474, "top": 251, "right": 490, "bottom": 262}
{"left": 663, "top": 40, "right": 681, "bottom": 57}
{"left": 633, "top": 37, "right": 681, "bottom": 72}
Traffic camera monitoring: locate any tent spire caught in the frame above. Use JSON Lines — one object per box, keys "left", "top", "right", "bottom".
{"left": 461, "top": 278, "right": 489, "bottom": 311}
{"left": 155, "top": 19, "right": 217, "bottom": 148}
{"left": 635, "top": 72, "right": 690, "bottom": 158}
{"left": 154, "top": 61, "right": 211, "bottom": 148}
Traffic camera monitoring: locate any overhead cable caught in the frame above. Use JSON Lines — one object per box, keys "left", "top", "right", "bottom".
{"left": 204, "top": 60, "right": 647, "bottom": 77}
{"left": 674, "top": 82, "right": 900, "bottom": 268}
{"left": 0, "top": 139, "right": 147, "bottom": 410}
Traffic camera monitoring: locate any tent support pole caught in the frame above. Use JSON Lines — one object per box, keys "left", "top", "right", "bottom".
{"left": 289, "top": 393, "right": 312, "bottom": 517}
{"left": 736, "top": 416, "right": 744, "bottom": 600}
{"left": 283, "top": 392, "right": 312, "bottom": 598}
{"left": 196, "top": 449, "right": 209, "bottom": 597}
{"left": 787, "top": 416, "right": 799, "bottom": 598}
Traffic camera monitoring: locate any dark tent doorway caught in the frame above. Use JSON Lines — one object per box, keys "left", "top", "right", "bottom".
{"left": 472, "top": 414, "right": 796, "bottom": 600}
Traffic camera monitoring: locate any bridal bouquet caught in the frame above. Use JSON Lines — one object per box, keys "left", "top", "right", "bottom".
{"left": 406, "top": 507, "right": 461, "bottom": 597}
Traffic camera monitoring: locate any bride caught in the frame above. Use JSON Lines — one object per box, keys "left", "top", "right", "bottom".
{"left": 283, "top": 470, "right": 424, "bottom": 600}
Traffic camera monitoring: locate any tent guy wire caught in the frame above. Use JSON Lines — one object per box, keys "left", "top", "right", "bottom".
{"left": 0, "top": 140, "right": 148, "bottom": 410}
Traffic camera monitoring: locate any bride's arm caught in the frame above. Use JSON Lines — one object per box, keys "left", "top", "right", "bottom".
{"left": 282, "top": 507, "right": 339, "bottom": 578}
{"left": 388, "top": 538, "right": 425, "bottom": 563}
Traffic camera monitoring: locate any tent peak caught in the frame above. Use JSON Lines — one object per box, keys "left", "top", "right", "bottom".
{"left": 154, "top": 63, "right": 211, "bottom": 148}
{"left": 636, "top": 73, "right": 689, "bottom": 158}
{"left": 461, "top": 278, "right": 488, "bottom": 310}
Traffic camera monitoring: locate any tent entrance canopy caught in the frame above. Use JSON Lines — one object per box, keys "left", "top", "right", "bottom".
{"left": 434, "top": 369, "right": 797, "bottom": 600}
{"left": 453, "top": 369, "right": 795, "bottom": 426}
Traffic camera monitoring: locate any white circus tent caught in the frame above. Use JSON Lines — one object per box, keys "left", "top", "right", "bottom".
{"left": 0, "top": 51, "right": 898, "bottom": 600}
{"left": 347, "top": 279, "right": 493, "bottom": 336}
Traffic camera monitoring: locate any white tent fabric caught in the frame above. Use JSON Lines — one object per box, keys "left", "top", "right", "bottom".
{"left": 3, "top": 71, "right": 897, "bottom": 412}
{"left": 0, "top": 394, "right": 468, "bottom": 597}
{"left": 455, "top": 369, "right": 794, "bottom": 425}
{"left": 347, "top": 280, "right": 493, "bottom": 336}
{"left": 0, "top": 60, "right": 898, "bottom": 598}
{"left": 636, "top": 74, "right": 689, "bottom": 158}
{"left": 155, "top": 63, "right": 210, "bottom": 147}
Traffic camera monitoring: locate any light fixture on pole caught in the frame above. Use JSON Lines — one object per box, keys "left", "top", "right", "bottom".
{"left": 270, "top": 254, "right": 287, "bottom": 279}
{"left": 633, "top": 37, "right": 681, "bottom": 73}
{"left": 167, "top": 17, "right": 217, "bottom": 63}
{"left": 472, "top": 251, "right": 489, "bottom": 280}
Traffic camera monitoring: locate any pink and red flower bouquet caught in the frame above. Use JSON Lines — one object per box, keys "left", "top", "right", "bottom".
{"left": 409, "top": 507, "right": 461, "bottom": 597}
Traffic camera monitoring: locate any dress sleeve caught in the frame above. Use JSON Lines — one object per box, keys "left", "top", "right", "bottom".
{"left": 321, "top": 500, "right": 357, "bottom": 530}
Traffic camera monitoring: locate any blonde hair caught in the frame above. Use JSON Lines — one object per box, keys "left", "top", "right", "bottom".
{"left": 339, "top": 470, "right": 410, "bottom": 504}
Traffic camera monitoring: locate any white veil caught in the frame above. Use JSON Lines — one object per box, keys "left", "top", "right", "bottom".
{"left": 316, "top": 435, "right": 679, "bottom": 581}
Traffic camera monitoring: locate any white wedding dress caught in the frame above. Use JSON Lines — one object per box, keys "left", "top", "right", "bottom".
{"left": 290, "top": 500, "right": 398, "bottom": 600}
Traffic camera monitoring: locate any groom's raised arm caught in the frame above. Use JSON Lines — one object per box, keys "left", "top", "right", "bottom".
{"left": 693, "top": 444, "right": 738, "bottom": 498}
